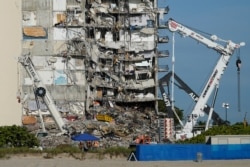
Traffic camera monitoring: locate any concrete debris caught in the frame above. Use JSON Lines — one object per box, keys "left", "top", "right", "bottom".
{"left": 24, "top": 104, "right": 161, "bottom": 148}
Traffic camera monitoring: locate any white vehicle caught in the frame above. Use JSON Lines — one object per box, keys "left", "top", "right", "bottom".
{"left": 167, "top": 18, "right": 245, "bottom": 139}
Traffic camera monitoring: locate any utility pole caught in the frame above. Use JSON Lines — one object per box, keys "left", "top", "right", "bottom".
{"left": 222, "top": 103, "right": 229, "bottom": 122}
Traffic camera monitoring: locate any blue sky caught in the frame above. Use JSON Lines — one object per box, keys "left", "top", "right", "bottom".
{"left": 158, "top": 0, "right": 250, "bottom": 124}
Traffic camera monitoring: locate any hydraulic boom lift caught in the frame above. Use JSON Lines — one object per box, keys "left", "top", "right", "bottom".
{"left": 167, "top": 18, "right": 245, "bottom": 139}
{"left": 18, "top": 54, "right": 68, "bottom": 135}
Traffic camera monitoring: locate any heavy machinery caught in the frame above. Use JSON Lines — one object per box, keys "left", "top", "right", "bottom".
{"left": 96, "top": 114, "right": 113, "bottom": 123}
{"left": 166, "top": 18, "right": 245, "bottom": 139}
{"left": 133, "top": 134, "right": 151, "bottom": 144}
{"left": 34, "top": 87, "right": 48, "bottom": 137}
{"left": 159, "top": 71, "right": 225, "bottom": 125}
{"left": 18, "top": 54, "right": 68, "bottom": 135}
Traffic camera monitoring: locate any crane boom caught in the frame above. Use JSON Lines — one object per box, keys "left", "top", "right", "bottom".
{"left": 168, "top": 19, "right": 243, "bottom": 54}
{"left": 167, "top": 18, "right": 245, "bottom": 139}
{"left": 159, "top": 71, "right": 225, "bottom": 125}
{"left": 18, "top": 55, "right": 67, "bottom": 134}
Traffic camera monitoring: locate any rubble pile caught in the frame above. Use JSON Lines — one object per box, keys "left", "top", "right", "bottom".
{"left": 25, "top": 104, "right": 160, "bottom": 148}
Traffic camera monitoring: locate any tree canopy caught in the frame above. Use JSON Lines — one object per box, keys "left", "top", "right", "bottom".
{"left": 0, "top": 125, "right": 39, "bottom": 147}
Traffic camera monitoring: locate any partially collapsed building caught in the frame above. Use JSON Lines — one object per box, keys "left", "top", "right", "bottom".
{"left": 18, "top": 0, "right": 171, "bottom": 146}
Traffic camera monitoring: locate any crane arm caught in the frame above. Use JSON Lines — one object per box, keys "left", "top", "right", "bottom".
{"left": 18, "top": 55, "right": 67, "bottom": 134}
{"left": 168, "top": 18, "right": 243, "bottom": 55}
{"left": 159, "top": 71, "right": 225, "bottom": 125}
{"left": 158, "top": 76, "right": 184, "bottom": 127}
{"left": 167, "top": 18, "right": 245, "bottom": 137}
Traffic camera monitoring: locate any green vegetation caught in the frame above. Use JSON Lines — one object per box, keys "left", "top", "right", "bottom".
{"left": 0, "top": 145, "right": 134, "bottom": 160}
{"left": 0, "top": 125, "right": 134, "bottom": 159}
{"left": 44, "top": 144, "right": 82, "bottom": 155}
{"left": 97, "top": 146, "right": 134, "bottom": 158}
{"left": 177, "top": 124, "right": 250, "bottom": 144}
{"left": 0, "top": 147, "right": 42, "bottom": 159}
{"left": 0, "top": 125, "right": 39, "bottom": 147}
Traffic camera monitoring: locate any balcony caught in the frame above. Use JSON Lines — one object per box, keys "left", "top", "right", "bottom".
{"left": 158, "top": 36, "right": 169, "bottom": 43}
{"left": 157, "top": 50, "right": 169, "bottom": 58}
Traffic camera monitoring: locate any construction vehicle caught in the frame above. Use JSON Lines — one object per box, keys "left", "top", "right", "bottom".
{"left": 18, "top": 54, "right": 68, "bottom": 135}
{"left": 167, "top": 18, "right": 245, "bottom": 139}
{"left": 133, "top": 134, "right": 151, "bottom": 144}
{"left": 96, "top": 114, "right": 113, "bottom": 123}
{"left": 159, "top": 71, "right": 226, "bottom": 125}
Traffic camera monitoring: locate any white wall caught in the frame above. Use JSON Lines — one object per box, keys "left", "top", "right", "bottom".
{"left": 0, "top": 0, "right": 22, "bottom": 125}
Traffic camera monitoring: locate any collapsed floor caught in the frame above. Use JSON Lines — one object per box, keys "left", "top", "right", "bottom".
{"left": 24, "top": 102, "right": 162, "bottom": 148}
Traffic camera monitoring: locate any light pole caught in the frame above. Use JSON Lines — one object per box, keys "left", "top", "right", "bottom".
{"left": 222, "top": 103, "right": 229, "bottom": 122}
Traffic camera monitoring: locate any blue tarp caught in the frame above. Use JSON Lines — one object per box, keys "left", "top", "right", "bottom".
{"left": 71, "top": 133, "right": 99, "bottom": 141}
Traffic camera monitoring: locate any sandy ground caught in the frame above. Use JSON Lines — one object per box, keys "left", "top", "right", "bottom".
{"left": 1, "top": 155, "right": 250, "bottom": 167}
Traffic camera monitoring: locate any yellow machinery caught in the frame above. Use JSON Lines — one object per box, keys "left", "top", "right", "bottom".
{"left": 96, "top": 114, "right": 113, "bottom": 122}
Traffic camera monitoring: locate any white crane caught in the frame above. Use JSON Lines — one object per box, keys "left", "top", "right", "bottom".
{"left": 18, "top": 54, "right": 68, "bottom": 135}
{"left": 167, "top": 18, "right": 245, "bottom": 139}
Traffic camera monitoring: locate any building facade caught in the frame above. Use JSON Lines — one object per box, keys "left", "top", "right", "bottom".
{"left": 18, "top": 0, "right": 170, "bottom": 141}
